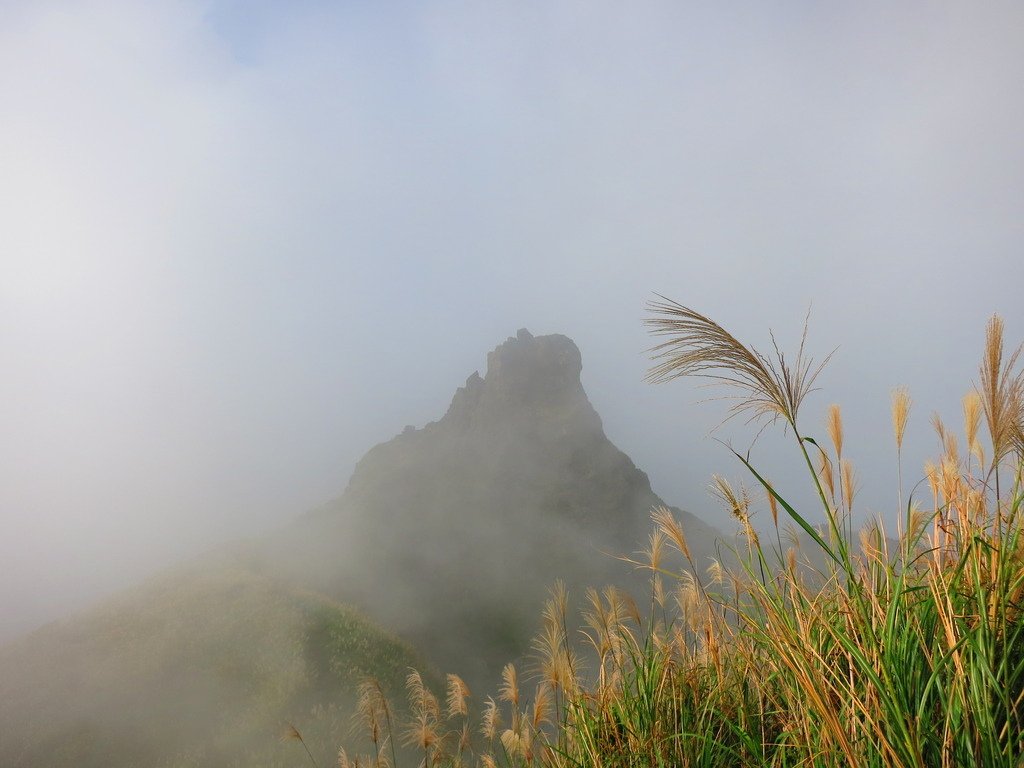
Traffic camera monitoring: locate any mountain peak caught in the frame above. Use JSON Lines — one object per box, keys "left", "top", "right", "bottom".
{"left": 487, "top": 330, "right": 582, "bottom": 400}
{"left": 443, "top": 330, "right": 591, "bottom": 428}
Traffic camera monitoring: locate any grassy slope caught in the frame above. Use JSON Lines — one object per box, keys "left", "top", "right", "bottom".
{"left": 0, "top": 555, "right": 431, "bottom": 768}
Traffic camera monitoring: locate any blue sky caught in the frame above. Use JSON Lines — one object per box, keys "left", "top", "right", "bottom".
{"left": 2, "top": 0, "right": 1023, "bottom": 638}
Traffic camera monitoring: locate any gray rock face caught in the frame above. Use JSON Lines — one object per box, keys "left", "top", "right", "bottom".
{"left": 443, "top": 332, "right": 592, "bottom": 428}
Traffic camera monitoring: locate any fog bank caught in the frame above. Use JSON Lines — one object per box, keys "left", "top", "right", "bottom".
{"left": 2, "top": 0, "right": 1023, "bottom": 639}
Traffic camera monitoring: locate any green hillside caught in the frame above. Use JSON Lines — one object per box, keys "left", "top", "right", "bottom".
{"left": 0, "top": 557, "right": 430, "bottom": 768}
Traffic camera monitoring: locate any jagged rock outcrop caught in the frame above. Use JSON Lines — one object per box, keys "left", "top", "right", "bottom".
{"left": 281, "top": 329, "right": 722, "bottom": 686}
{"left": 344, "top": 331, "right": 638, "bottom": 528}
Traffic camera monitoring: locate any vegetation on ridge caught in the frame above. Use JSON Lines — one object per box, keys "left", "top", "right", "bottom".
{"left": 329, "top": 301, "right": 1024, "bottom": 767}
{"left": 0, "top": 562, "right": 431, "bottom": 768}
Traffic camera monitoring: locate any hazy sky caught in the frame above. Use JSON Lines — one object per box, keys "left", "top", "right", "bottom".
{"left": 2, "top": 0, "right": 1022, "bottom": 639}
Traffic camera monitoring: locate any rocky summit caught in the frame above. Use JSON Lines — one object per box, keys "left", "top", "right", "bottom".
{"left": 278, "top": 329, "right": 723, "bottom": 687}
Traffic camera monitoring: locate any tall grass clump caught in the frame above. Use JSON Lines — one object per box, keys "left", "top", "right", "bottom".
{"left": 326, "top": 302, "right": 1024, "bottom": 767}
{"left": 538, "top": 300, "right": 1024, "bottom": 767}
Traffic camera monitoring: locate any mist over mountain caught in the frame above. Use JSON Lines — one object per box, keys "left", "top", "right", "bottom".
{"left": 0, "top": 329, "right": 723, "bottom": 766}
{"left": 0, "top": 559, "right": 430, "bottom": 768}
{"left": 270, "top": 329, "right": 723, "bottom": 685}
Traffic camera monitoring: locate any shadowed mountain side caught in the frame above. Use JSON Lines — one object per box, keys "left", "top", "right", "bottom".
{"left": 264, "top": 330, "right": 724, "bottom": 688}
{"left": 0, "top": 557, "right": 430, "bottom": 768}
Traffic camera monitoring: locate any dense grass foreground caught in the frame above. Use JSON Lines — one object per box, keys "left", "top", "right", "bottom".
{"left": 330, "top": 303, "right": 1024, "bottom": 767}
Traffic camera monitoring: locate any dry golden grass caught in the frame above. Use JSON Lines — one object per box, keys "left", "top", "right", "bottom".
{"left": 329, "top": 304, "right": 1024, "bottom": 768}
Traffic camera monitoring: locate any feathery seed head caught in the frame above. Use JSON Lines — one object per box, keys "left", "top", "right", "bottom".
{"left": 401, "top": 671, "right": 439, "bottom": 753}
{"left": 405, "top": 668, "right": 439, "bottom": 732}
{"left": 907, "top": 501, "right": 925, "bottom": 542}
{"left": 549, "top": 580, "right": 568, "bottom": 622}
{"left": 405, "top": 669, "right": 425, "bottom": 705}
{"left": 712, "top": 475, "right": 761, "bottom": 548}
{"left": 603, "top": 586, "right": 627, "bottom": 627}
{"left": 617, "top": 588, "right": 643, "bottom": 627}
{"left": 651, "top": 506, "right": 692, "bottom": 562}
{"left": 710, "top": 475, "right": 747, "bottom": 523}
{"left": 964, "top": 390, "right": 982, "bottom": 454}
{"left": 401, "top": 716, "right": 438, "bottom": 753}
{"left": 841, "top": 459, "right": 857, "bottom": 511}
{"left": 534, "top": 621, "right": 563, "bottom": 688}
{"left": 676, "top": 573, "right": 701, "bottom": 625}
{"left": 1013, "top": 394, "right": 1024, "bottom": 458}
{"left": 947, "top": 434, "right": 960, "bottom": 466}
{"left": 355, "top": 678, "right": 390, "bottom": 745}
{"left": 818, "top": 451, "right": 836, "bottom": 502}
{"left": 532, "top": 683, "right": 553, "bottom": 729}
{"left": 646, "top": 529, "right": 666, "bottom": 571}
{"left": 481, "top": 697, "right": 501, "bottom": 740}
{"left": 979, "top": 314, "right": 1023, "bottom": 464}
{"left": 973, "top": 439, "right": 987, "bottom": 475}
{"left": 924, "top": 461, "right": 940, "bottom": 503}
{"left": 499, "top": 663, "right": 519, "bottom": 707}
{"left": 827, "top": 404, "right": 844, "bottom": 460}
{"left": 940, "top": 456, "right": 961, "bottom": 506}
{"left": 931, "top": 413, "right": 957, "bottom": 464}
{"left": 445, "top": 674, "right": 470, "bottom": 719}
{"left": 501, "top": 728, "right": 529, "bottom": 761}
{"left": 891, "top": 387, "right": 911, "bottom": 451}
{"left": 653, "top": 574, "right": 666, "bottom": 607}
{"left": 766, "top": 483, "right": 779, "bottom": 528}
{"left": 646, "top": 297, "right": 831, "bottom": 428}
